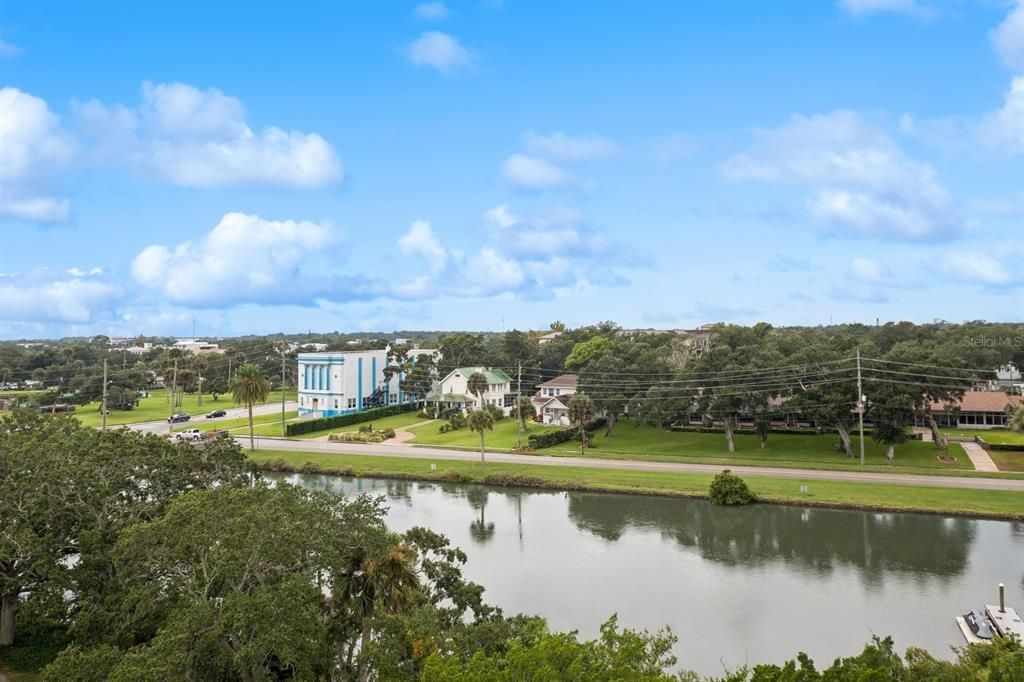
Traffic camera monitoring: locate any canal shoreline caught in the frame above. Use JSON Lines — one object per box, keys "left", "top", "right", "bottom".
{"left": 251, "top": 450, "right": 1024, "bottom": 521}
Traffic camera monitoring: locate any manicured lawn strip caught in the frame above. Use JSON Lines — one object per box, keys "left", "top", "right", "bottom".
{"left": 941, "top": 429, "right": 1024, "bottom": 446}
{"left": 74, "top": 388, "right": 296, "bottom": 427}
{"left": 407, "top": 418, "right": 561, "bottom": 449}
{"left": 538, "top": 423, "right": 972, "bottom": 470}
{"left": 249, "top": 450, "right": 1024, "bottom": 520}
{"left": 990, "top": 451, "right": 1024, "bottom": 472}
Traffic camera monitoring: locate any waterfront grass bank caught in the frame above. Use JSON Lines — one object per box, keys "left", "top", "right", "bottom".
{"left": 249, "top": 449, "right": 1024, "bottom": 521}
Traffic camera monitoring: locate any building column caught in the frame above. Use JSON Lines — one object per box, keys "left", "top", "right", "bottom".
{"left": 357, "top": 358, "right": 364, "bottom": 411}
{"left": 371, "top": 357, "right": 377, "bottom": 395}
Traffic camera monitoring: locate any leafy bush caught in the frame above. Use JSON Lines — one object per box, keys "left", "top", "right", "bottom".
{"left": 709, "top": 469, "right": 756, "bottom": 506}
{"left": 437, "top": 470, "right": 473, "bottom": 483}
{"left": 481, "top": 473, "right": 547, "bottom": 488}
{"left": 484, "top": 403, "right": 505, "bottom": 421}
{"left": 528, "top": 417, "right": 607, "bottom": 449}
{"left": 285, "top": 403, "right": 415, "bottom": 436}
{"left": 329, "top": 428, "right": 396, "bottom": 444}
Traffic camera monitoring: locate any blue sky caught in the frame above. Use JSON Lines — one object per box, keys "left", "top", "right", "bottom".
{"left": 1, "top": 0, "right": 1022, "bottom": 339}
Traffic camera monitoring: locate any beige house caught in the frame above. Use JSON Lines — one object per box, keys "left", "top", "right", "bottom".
{"left": 925, "top": 391, "right": 1023, "bottom": 429}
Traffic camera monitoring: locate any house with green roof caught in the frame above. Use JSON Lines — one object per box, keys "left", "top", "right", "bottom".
{"left": 425, "top": 366, "right": 515, "bottom": 415}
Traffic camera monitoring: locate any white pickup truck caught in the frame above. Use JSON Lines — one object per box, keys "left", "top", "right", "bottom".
{"left": 175, "top": 428, "right": 203, "bottom": 442}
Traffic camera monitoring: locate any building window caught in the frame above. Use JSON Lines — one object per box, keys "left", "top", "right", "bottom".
{"left": 348, "top": 398, "right": 356, "bottom": 409}
{"left": 390, "top": 394, "right": 398, "bottom": 404}
{"left": 334, "top": 399, "right": 339, "bottom": 409}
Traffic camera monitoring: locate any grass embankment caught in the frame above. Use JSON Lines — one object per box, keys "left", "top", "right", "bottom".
{"left": 408, "top": 418, "right": 560, "bottom": 449}
{"left": 406, "top": 419, "right": 1024, "bottom": 478}
{"left": 73, "top": 388, "right": 296, "bottom": 427}
{"left": 250, "top": 411, "right": 428, "bottom": 438}
{"left": 542, "top": 423, "right": 972, "bottom": 471}
{"left": 249, "top": 450, "right": 1024, "bottom": 520}
{"left": 990, "top": 451, "right": 1024, "bottom": 472}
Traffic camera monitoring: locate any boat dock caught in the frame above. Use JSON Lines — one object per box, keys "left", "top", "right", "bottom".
{"left": 986, "top": 605, "right": 1024, "bottom": 640}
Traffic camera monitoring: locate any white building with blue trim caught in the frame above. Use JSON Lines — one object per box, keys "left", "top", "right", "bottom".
{"left": 297, "top": 350, "right": 407, "bottom": 417}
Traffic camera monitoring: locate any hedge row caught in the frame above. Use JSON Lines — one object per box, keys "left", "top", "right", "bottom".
{"left": 981, "top": 441, "right": 1024, "bottom": 452}
{"left": 528, "top": 417, "right": 607, "bottom": 449}
{"left": 285, "top": 402, "right": 416, "bottom": 436}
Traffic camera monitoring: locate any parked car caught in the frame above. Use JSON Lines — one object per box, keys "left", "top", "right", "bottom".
{"left": 168, "top": 412, "right": 190, "bottom": 423}
{"left": 175, "top": 428, "right": 202, "bottom": 441}
{"left": 205, "top": 409, "right": 227, "bottom": 419}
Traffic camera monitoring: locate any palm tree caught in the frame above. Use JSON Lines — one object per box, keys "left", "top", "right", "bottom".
{"left": 466, "top": 371, "right": 488, "bottom": 410}
{"left": 1008, "top": 404, "right": 1024, "bottom": 433}
{"left": 231, "top": 363, "right": 271, "bottom": 450}
{"left": 466, "top": 408, "right": 495, "bottom": 464}
{"left": 514, "top": 395, "right": 534, "bottom": 449}
{"left": 334, "top": 534, "right": 419, "bottom": 681}
{"left": 568, "top": 394, "right": 595, "bottom": 456}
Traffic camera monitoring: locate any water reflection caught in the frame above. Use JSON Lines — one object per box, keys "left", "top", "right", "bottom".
{"left": 566, "top": 492, "right": 975, "bottom": 586}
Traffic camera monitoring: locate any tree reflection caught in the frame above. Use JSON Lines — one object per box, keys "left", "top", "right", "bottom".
{"left": 567, "top": 492, "right": 977, "bottom": 586}
{"left": 467, "top": 487, "right": 495, "bottom": 544}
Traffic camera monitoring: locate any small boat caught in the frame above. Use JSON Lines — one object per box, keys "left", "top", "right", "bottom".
{"left": 964, "top": 610, "right": 994, "bottom": 639}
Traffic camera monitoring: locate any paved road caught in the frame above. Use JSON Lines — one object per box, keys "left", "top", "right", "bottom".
{"left": 126, "top": 401, "right": 298, "bottom": 434}
{"left": 244, "top": 437, "right": 1024, "bottom": 493}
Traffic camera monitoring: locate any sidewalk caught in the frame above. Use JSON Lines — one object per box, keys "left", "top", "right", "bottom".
{"left": 961, "top": 441, "right": 1000, "bottom": 473}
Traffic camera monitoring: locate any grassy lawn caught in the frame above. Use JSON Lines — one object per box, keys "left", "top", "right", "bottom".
{"left": 990, "top": 451, "right": 1024, "bottom": 472}
{"left": 249, "top": 450, "right": 1024, "bottom": 520}
{"left": 525, "top": 422, "right": 981, "bottom": 475}
{"left": 248, "top": 412, "right": 429, "bottom": 438}
{"left": 73, "top": 388, "right": 296, "bottom": 427}
{"left": 941, "top": 429, "right": 1024, "bottom": 446}
{"left": 407, "top": 417, "right": 561, "bottom": 450}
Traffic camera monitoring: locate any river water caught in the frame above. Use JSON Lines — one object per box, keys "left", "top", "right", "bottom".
{"left": 270, "top": 472, "right": 1024, "bottom": 675}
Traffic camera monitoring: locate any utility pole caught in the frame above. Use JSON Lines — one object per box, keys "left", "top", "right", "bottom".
{"left": 515, "top": 361, "right": 522, "bottom": 449}
{"left": 280, "top": 345, "right": 287, "bottom": 437}
{"left": 101, "top": 359, "right": 108, "bottom": 430}
{"left": 169, "top": 358, "right": 178, "bottom": 436}
{"left": 857, "top": 348, "right": 865, "bottom": 466}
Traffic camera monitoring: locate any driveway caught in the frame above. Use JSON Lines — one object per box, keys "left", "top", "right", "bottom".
{"left": 242, "top": 436, "right": 1024, "bottom": 493}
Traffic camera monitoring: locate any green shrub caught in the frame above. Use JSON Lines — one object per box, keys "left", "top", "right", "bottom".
{"left": 329, "top": 428, "right": 396, "bottom": 444}
{"left": 528, "top": 417, "right": 606, "bottom": 449}
{"left": 709, "top": 469, "right": 756, "bottom": 506}
{"left": 285, "top": 403, "right": 415, "bottom": 436}
{"left": 437, "top": 470, "right": 473, "bottom": 483}
{"left": 482, "top": 473, "right": 547, "bottom": 488}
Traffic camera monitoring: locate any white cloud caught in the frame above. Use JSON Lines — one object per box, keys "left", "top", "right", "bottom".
{"left": 977, "top": 76, "right": 1024, "bottom": 154}
{"left": 74, "top": 81, "right": 343, "bottom": 188}
{"left": 838, "top": 0, "right": 925, "bottom": 16}
{"left": 991, "top": 1, "right": 1024, "bottom": 71}
{"left": 501, "top": 153, "right": 571, "bottom": 189}
{"left": 0, "top": 269, "right": 121, "bottom": 323}
{"left": 0, "top": 38, "right": 22, "bottom": 57}
{"left": 484, "top": 204, "right": 519, "bottom": 229}
{"left": 463, "top": 247, "right": 525, "bottom": 293}
{"left": 131, "top": 212, "right": 337, "bottom": 306}
{"left": 398, "top": 220, "right": 448, "bottom": 273}
{"left": 0, "top": 196, "right": 70, "bottom": 223}
{"left": 405, "top": 32, "right": 472, "bottom": 74}
{"left": 0, "top": 87, "right": 75, "bottom": 222}
{"left": 721, "top": 110, "right": 963, "bottom": 239}
{"left": 940, "top": 252, "right": 1019, "bottom": 287}
{"left": 414, "top": 1, "right": 449, "bottom": 20}
{"left": 850, "top": 257, "right": 886, "bottom": 283}
{"left": 522, "top": 130, "right": 617, "bottom": 161}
